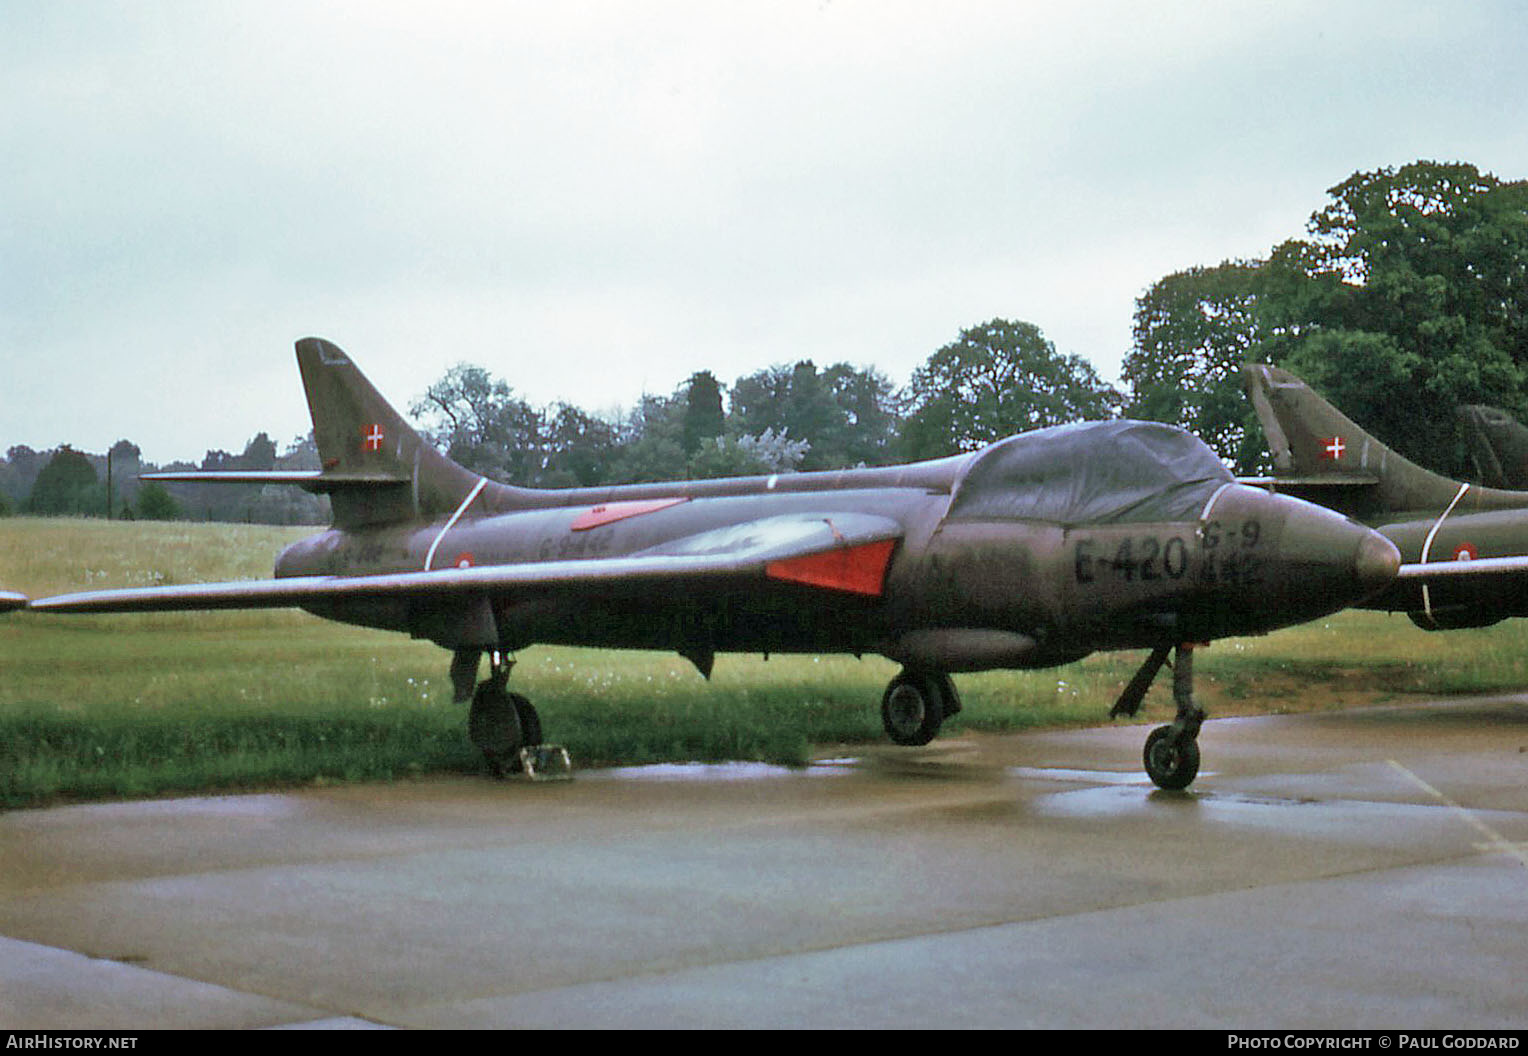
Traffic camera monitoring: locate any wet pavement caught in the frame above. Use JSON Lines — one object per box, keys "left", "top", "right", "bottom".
{"left": 3, "top": 696, "right": 1527, "bottom": 1029}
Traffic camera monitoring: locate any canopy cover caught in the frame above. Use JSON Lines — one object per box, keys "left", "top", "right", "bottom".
{"left": 947, "top": 420, "right": 1233, "bottom": 526}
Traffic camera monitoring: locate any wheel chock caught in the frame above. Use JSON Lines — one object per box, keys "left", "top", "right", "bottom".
{"left": 517, "top": 744, "right": 573, "bottom": 781}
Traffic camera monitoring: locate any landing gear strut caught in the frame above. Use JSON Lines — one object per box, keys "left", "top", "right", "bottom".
{"left": 1113, "top": 642, "right": 1205, "bottom": 790}
{"left": 881, "top": 669, "right": 960, "bottom": 746}
{"left": 459, "top": 650, "right": 543, "bottom": 777}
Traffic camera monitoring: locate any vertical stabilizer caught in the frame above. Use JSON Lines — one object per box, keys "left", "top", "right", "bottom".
{"left": 1243, "top": 364, "right": 1395, "bottom": 481}
{"left": 296, "top": 337, "right": 486, "bottom": 528}
{"left": 1241, "top": 364, "right": 1528, "bottom": 519}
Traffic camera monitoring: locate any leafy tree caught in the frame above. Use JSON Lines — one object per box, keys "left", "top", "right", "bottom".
{"left": 237, "top": 432, "right": 278, "bottom": 471}
{"left": 821, "top": 363, "right": 900, "bottom": 467}
{"left": 608, "top": 392, "right": 689, "bottom": 484}
{"left": 687, "top": 428, "right": 811, "bottom": 479}
{"left": 730, "top": 361, "right": 900, "bottom": 469}
{"left": 4, "top": 445, "right": 45, "bottom": 507}
{"left": 1123, "top": 262, "right": 1269, "bottom": 471}
{"left": 410, "top": 364, "right": 546, "bottom": 484}
{"left": 680, "top": 371, "right": 725, "bottom": 456}
{"left": 104, "top": 439, "right": 143, "bottom": 514}
{"left": 900, "top": 319, "right": 1121, "bottom": 459}
{"left": 135, "top": 480, "right": 181, "bottom": 521}
{"left": 542, "top": 404, "right": 620, "bottom": 487}
{"left": 730, "top": 363, "right": 808, "bottom": 445}
{"left": 27, "top": 446, "right": 100, "bottom": 515}
{"left": 280, "top": 432, "right": 321, "bottom": 470}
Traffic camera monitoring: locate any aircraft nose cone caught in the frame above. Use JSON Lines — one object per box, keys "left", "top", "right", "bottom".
{"left": 1354, "top": 531, "right": 1401, "bottom": 597}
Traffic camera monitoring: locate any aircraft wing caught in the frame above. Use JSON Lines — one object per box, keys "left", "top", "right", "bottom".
{"left": 0, "top": 591, "right": 27, "bottom": 613}
{"left": 1396, "top": 554, "right": 1528, "bottom": 580}
{"left": 26, "top": 513, "right": 904, "bottom": 614}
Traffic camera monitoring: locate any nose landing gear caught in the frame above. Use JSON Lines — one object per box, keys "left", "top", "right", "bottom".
{"left": 1113, "top": 642, "right": 1205, "bottom": 790}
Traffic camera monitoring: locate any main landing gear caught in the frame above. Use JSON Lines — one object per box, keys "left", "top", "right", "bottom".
{"left": 1112, "top": 642, "right": 1205, "bottom": 790}
{"left": 451, "top": 648, "right": 567, "bottom": 778}
{"left": 880, "top": 668, "right": 962, "bottom": 746}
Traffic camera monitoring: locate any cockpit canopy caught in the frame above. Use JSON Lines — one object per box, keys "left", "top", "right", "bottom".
{"left": 947, "top": 420, "right": 1232, "bottom": 526}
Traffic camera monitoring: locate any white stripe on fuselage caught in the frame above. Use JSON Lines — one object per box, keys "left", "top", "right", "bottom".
{"left": 424, "top": 477, "right": 489, "bottom": 571}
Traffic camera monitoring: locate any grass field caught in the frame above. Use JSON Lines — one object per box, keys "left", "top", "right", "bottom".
{"left": 5, "top": 516, "right": 1528, "bottom": 807}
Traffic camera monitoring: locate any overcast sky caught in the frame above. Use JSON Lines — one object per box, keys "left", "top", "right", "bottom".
{"left": 4, "top": 1, "right": 1526, "bottom": 464}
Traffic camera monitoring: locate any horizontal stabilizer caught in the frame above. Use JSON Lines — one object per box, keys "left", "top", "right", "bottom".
{"left": 143, "top": 470, "right": 412, "bottom": 493}
{"left": 1238, "top": 474, "right": 1381, "bottom": 488}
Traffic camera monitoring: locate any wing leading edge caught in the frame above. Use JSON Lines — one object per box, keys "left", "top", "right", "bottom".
{"left": 26, "top": 513, "right": 904, "bottom": 615}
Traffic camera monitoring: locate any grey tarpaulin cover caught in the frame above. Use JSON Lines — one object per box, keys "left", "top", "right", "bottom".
{"left": 947, "top": 420, "right": 1233, "bottom": 526}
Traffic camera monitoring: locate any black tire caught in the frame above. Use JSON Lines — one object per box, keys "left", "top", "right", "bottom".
{"left": 468, "top": 682, "right": 523, "bottom": 773}
{"left": 1143, "top": 724, "right": 1200, "bottom": 790}
{"left": 933, "top": 672, "right": 962, "bottom": 716}
{"left": 881, "top": 671, "right": 945, "bottom": 746}
{"left": 512, "top": 694, "right": 542, "bottom": 747}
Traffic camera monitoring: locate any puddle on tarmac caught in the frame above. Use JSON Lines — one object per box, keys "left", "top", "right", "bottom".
{"left": 1030, "top": 783, "right": 1203, "bottom": 817}
{"left": 589, "top": 760, "right": 853, "bottom": 782}
{"left": 1008, "top": 766, "right": 1148, "bottom": 786}
{"left": 1024, "top": 780, "right": 1442, "bottom": 829}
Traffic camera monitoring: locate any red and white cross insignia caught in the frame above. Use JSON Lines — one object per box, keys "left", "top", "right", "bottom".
{"left": 1319, "top": 436, "right": 1345, "bottom": 461}
{"left": 361, "top": 424, "right": 385, "bottom": 452}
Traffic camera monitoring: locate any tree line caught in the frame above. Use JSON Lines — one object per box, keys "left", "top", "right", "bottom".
{"left": 0, "top": 434, "right": 326, "bottom": 523}
{"left": 4, "top": 158, "right": 1524, "bottom": 520}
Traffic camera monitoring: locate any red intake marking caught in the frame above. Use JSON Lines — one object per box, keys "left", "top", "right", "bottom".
{"left": 766, "top": 540, "right": 896, "bottom": 597}
{"left": 570, "top": 497, "right": 688, "bottom": 531}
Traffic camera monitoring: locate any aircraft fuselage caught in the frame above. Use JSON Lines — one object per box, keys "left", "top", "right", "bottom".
{"left": 276, "top": 478, "right": 1395, "bottom": 672}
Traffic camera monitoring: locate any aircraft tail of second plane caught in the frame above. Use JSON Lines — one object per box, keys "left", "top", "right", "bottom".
{"left": 1242, "top": 364, "right": 1528, "bottom": 520}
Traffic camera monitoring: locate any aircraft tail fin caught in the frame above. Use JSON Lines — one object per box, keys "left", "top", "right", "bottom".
{"left": 1242, "top": 364, "right": 1471, "bottom": 517}
{"left": 1459, "top": 405, "right": 1528, "bottom": 490}
{"left": 295, "top": 337, "right": 491, "bottom": 528}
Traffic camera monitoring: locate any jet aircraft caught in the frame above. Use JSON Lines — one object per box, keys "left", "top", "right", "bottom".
{"left": 1244, "top": 364, "right": 1528, "bottom": 631}
{"left": 27, "top": 340, "right": 1409, "bottom": 789}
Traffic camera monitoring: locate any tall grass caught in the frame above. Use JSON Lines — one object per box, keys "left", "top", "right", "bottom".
{"left": 4, "top": 517, "right": 1528, "bottom": 806}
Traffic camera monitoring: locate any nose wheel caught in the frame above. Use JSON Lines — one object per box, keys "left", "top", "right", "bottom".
{"left": 1143, "top": 724, "right": 1200, "bottom": 790}
{"left": 1114, "top": 642, "right": 1206, "bottom": 790}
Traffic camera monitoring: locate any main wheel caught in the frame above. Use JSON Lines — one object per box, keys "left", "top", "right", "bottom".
{"left": 468, "top": 682, "right": 523, "bottom": 774}
{"left": 881, "top": 672, "right": 945, "bottom": 746}
{"left": 1143, "top": 724, "right": 1200, "bottom": 790}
